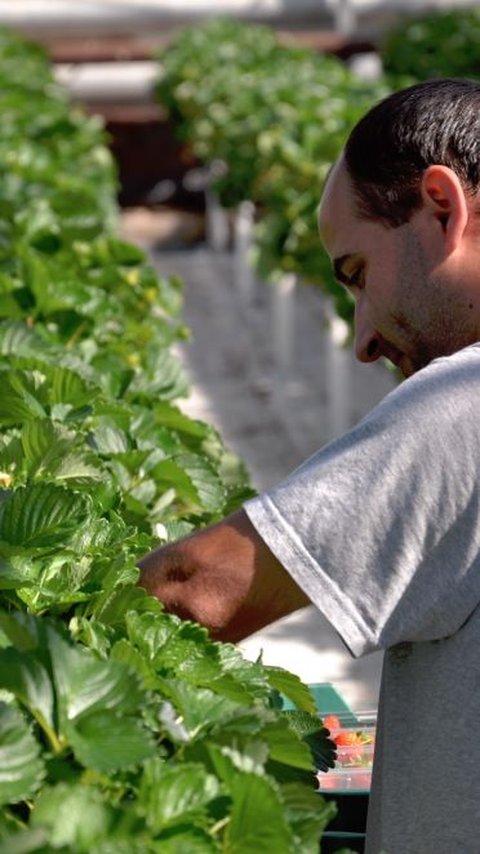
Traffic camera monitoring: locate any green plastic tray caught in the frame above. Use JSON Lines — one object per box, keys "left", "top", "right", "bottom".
{"left": 282, "top": 681, "right": 358, "bottom": 725}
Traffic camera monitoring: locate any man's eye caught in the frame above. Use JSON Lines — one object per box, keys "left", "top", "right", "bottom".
{"left": 347, "top": 268, "right": 365, "bottom": 288}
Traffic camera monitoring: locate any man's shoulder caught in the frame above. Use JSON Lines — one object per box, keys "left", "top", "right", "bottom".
{"left": 358, "top": 342, "right": 480, "bottom": 436}
{"left": 430, "top": 342, "right": 480, "bottom": 372}
{"left": 391, "top": 342, "right": 480, "bottom": 398}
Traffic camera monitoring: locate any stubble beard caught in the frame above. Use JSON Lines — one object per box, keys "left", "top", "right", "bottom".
{"left": 393, "top": 234, "right": 479, "bottom": 374}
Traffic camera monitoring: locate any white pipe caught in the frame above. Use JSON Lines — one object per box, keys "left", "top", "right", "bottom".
{"left": 332, "top": 0, "right": 356, "bottom": 34}
{"left": 234, "top": 200, "right": 256, "bottom": 307}
{"left": 205, "top": 190, "right": 230, "bottom": 253}
{"left": 324, "top": 300, "right": 351, "bottom": 438}
{"left": 54, "top": 61, "right": 158, "bottom": 103}
{"left": 272, "top": 273, "right": 297, "bottom": 375}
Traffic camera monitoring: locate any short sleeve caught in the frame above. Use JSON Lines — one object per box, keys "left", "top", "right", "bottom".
{"left": 244, "top": 345, "right": 480, "bottom": 657}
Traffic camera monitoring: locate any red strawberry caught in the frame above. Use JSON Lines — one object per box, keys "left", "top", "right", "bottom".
{"left": 334, "top": 730, "right": 365, "bottom": 763}
{"left": 323, "top": 714, "right": 341, "bottom": 731}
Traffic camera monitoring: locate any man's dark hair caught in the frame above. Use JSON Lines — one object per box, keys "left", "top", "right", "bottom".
{"left": 344, "top": 78, "right": 480, "bottom": 227}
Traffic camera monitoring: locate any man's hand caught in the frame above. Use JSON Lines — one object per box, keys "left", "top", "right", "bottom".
{"left": 138, "top": 509, "right": 310, "bottom": 642}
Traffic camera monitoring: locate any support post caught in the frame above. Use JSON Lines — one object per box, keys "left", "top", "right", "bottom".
{"left": 333, "top": 0, "right": 356, "bottom": 35}
{"left": 272, "top": 273, "right": 297, "bottom": 377}
{"left": 205, "top": 189, "right": 230, "bottom": 252}
{"left": 324, "top": 300, "right": 351, "bottom": 438}
{"left": 234, "top": 200, "right": 256, "bottom": 306}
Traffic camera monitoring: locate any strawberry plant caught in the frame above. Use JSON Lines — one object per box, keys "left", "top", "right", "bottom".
{"left": 382, "top": 7, "right": 480, "bottom": 83}
{"left": 0, "top": 27, "right": 339, "bottom": 852}
{"left": 155, "top": 18, "right": 389, "bottom": 324}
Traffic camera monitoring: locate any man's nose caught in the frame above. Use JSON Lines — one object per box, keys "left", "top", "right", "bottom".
{"left": 354, "top": 302, "right": 382, "bottom": 363}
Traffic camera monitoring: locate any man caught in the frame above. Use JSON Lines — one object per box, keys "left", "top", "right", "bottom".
{"left": 140, "top": 79, "right": 480, "bottom": 852}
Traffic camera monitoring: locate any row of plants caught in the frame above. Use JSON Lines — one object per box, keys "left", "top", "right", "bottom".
{"left": 157, "top": 11, "right": 480, "bottom": 320}
{"left": 155, "top": 18, "right": 390, "bottom": 323}
{"left": 381, "top": 5, "right": 480, "bottom": 82}
{"left": 0, "top": 27, "right": 340, "bottom": 853}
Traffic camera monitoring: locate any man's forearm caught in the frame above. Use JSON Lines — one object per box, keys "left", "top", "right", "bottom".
{"left": 138, "top": 509, "right": 310, "bottom": 642}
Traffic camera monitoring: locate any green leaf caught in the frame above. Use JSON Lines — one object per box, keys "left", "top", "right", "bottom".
{"left": 260, "top": 718, "right": 315, "bottom": 772}
{"left": 160, "top": 682, "right": 242, "bottom": 740}
{"left": 149, "top": 401, "right": 212, "bottom": 440}
{"left": 206, "top": 740, "right": 269, "bottom": 782}
{"left": 223, "top": 773, "right": 293, "bottom": 854}
{"left": 281, "top": 782, "right": 336, "bottom": 854}
{"left": 21, "top": 419, "right": 103, "bottom": 484}
{"left": 0, "top": 320, "right": 47, "bottom": 357}
{"left": 48, "top": 364, "right": 100, "bottom": 409}
{"left": 139, "top": 759, "right": 220, "bottom": 833}
{"left": 0, "top": 433, "right": 25, "bottom": 483}
{"left": 0, "top": 292, "right": 25, "bottom": 320}
{"left": 281, "top": 711, "right": 337, "bottom": 772}
{"left": 48, "top": 628, "right": 143, "bottom": 720}
{"left": 66, "top": 709, "right": 155, "bottom": 773}
{"left": 31, "top": 782, "right": 113, "bottom": 851}
{"left": 109, "top": 638, "right": 156, "bottom": 685}
{"left": 264, "top": 668, "right": 316, "bottom": 715}
{"left": 154, "top": 826, "right": 218, "bottom": 854}
{"left": 124, "top": 613, "right": 256, "bottom": 702}
{"left": 87, "top": 573, "right": 155, "bottom": 628}
{"left": 0, "top": 553, "right": 39, "bottom": 590}
{"left": 0, "top": 371, "right": 46, "bottom": 426}
{"left": 0, "top": 610, "right": 39, "bottom": 651}
{"left": 151, "top": 453, "right": 225, "bottom": 514}
{"left": 0, "top": 647, "right": 55, "bottom": 735}
{"left": 105, "top": 236, "right": 146, "bottom": 265}
{"left": 175, "top": 453, "right": 226, "bottom": 513}
{"left": 0, "top": 826, "right": 49, "bottom": 854}
{"left": 86, "top": 841, "right": 150, "bottom": 854}
{"left": 127, "top": 348, "right": 189, "bottom": 402}
{"left": 0, "top": 702, "right": 45, "bottom": 806}
{"left": 69, "top": 616, "right": 113, "bottom": 659}
{"left": 48, "top": 628, "right": 155, "bottom": 771}
{"left": 0, "top": 483, "right": 91, "bottom": 548}
{"left": 124, "top": 609, "right": 187, "bottom": 662}
{"left": 214, "top": 644, "right": 271, "bottom": 702}
{"left": 90, "top": 422, "right": 130, "bottom": 455}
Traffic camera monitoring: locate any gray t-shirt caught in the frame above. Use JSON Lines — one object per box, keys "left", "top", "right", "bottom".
{"left": 244, "top": 343, "right": 480, "bottom": 853}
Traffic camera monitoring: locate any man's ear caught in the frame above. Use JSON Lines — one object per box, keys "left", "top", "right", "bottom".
{"left": 419, "top": 165, "right": 469, "bottom": 252}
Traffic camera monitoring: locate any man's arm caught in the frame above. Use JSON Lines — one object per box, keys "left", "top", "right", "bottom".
{"left": 138, "top": 508, "right": 311, "bottom": 642}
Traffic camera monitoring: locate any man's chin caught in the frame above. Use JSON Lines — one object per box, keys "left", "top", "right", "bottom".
{"left": 384, "top": 353, "right": 416, "bottom": 379}
{"left": 399, "top": 358, "right": 416, "bottom": 378}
